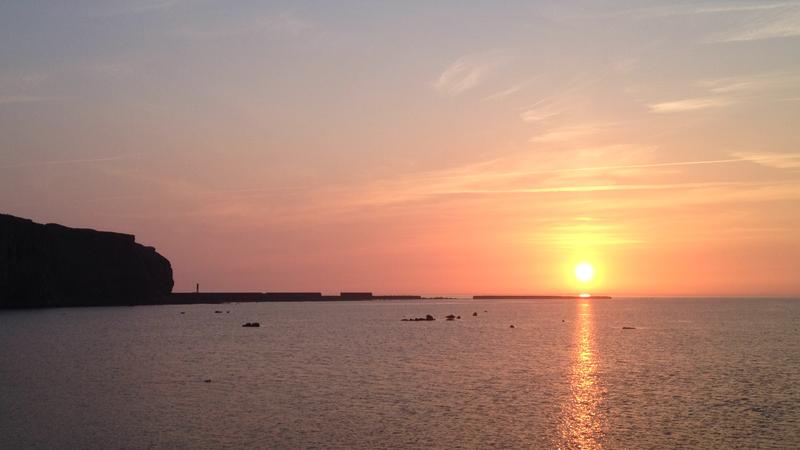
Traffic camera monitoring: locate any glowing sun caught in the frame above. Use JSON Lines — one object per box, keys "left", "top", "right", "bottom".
{"left": 575, "top": 262, "right": 594, "bottom": 283}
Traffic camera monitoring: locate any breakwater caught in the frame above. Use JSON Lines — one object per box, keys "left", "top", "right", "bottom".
{"left": 169, "top": 292, "right": 423, "bottom": 304}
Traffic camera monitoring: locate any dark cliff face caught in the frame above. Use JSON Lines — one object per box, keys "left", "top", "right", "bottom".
{"left": 0, "top": 214, "right": 173, "bottom": 308}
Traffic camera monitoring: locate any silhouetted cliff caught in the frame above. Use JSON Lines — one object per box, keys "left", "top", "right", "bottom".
{"left": 0, "top": 213, "right": 173, "bottom": 308}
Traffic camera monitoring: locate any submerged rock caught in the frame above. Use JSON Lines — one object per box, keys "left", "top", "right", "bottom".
{"left": 622, "top": 326, "right": 636, "bottom": 330}
{"left": 509, "top": 325, "right": 515, "bottom": 328}
{"left": 242, "top": 322, "right": 260, "bottom": 327}
{"left": 473, "top": 312, "right": 478, "bottom": 316}
{"left": 403, "top": 315, "right": 436, "bottom": 322}
{"left": 446, "top": 314, "right": 456, "bottom": 320}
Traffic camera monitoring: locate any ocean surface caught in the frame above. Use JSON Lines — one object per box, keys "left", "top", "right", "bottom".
{"left": 1, "top": 297, "right": 799, "bottom": 449}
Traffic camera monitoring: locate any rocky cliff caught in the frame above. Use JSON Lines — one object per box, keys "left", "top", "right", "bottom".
{"left": 0, "top": 213, "right": 173, "bottom": 308}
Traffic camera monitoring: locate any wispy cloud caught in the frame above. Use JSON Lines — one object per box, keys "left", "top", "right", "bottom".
{"left": 647, "top": 71, "right": 800, "bottom": 113}
{"left": 323, "top": 151, "right": 771, "bottom": 210}
{"left": 433, "top": 52, "right": 507, "bottom": 96}
{"left": 0, "top": 154, "right": 137, "bottom": 170}
{"left": 628, "top": 2, "right": 791, "bottom": 18}
{"left": 530, "top": 123, "right": 617, "bottom": 143}
{"left": 0, "top": 95, "right": 67, "bottom": 104}
{"left": 733, "top": 152, "right": 800, "bottom": 169}
{"left": 648, "top": 96, "right": 733, "bottom": 113}
{"left": 520, "top": 104, "right": 561, "bottom": 123}
{"left": 708, "top": 4, "right": 800, "bottom": 42}
{"left": 483, "top": 83, "right": 527, "bottom": 102}
{"left": 173, "top": 12, "right": 314, "bottom": 39}
{"left": 601, "top": 2, "right": 800, "bottom": 43}
{"left": 89, "top": 0, "right": 182, "bottom": 18}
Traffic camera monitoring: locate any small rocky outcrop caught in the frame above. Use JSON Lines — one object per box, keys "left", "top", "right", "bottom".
{"left": 242, "top": 322, "right": 260, "bottom": 327}
{"left": 446, "top": 314, "right": 456, "bottom": 321}
{"left": 0, "top": 213, "right": 173, "bottom": 308}
{"left": 402, "top": 314, "right": 436, "bottom": 322}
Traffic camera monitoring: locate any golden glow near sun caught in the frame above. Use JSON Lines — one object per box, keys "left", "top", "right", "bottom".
{"left": 575, "top": 262, "right": 594, "bottom": 283}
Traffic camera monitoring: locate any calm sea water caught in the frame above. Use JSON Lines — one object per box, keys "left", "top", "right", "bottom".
{"left": 1, "top": 298, "right": 799, "bottom": 449}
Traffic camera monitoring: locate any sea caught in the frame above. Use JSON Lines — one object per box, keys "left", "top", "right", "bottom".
{"left": 1, "top": 297, "right": 798, "bottom": 449}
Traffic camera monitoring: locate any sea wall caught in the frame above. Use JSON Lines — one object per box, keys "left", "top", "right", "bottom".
{"left": 0, "top": 213, "right": 173, "bottom": 308}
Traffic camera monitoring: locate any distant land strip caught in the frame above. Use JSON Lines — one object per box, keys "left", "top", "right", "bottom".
{"left": 167, "top": 292, "right": 611, "bottom": 305}
{"left": 473, "top": 295, "right": 612, "bottom": 300}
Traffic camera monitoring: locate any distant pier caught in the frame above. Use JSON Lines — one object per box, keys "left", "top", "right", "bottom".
{"left": 169, "top": 292, "right": 423, "bottom": 305}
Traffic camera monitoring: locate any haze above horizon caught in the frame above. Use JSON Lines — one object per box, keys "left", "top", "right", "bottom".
{"left": 1, "top": 1, "right": 799, "bottom": 296}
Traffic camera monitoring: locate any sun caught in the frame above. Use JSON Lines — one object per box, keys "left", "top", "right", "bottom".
{"left": 575, "top": 262, "right": 594, "bottom": 283}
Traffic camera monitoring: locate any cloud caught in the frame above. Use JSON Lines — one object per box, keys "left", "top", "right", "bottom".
{"left": 708, "top": 4, "right": 800, "bottom": 42}
{"left": 0, "top": 154, "right": 137, "bottom": 170}
{"left": 530, "top": 123, "right": 617, "bottom": 143}
{"left": 602, "top": 2, "right": 800, "bottom": 43}
{"left": 0, "top": 95, "right": 67, "bottom": 104}
{"left": 699, "top": 72, "right": 800, "bottom": 93}
{"left": 646, "top": 71, "right": 799, "bottom": 113}
{"left": 733, "top": 152, "right": 800, "bottom": 169}
{"left": 173, "top": 12, "right": 313, "bottom": 39}
{"left": 323, "top": 148, "right": 781, "bottom": 211}
{"left": 89, "top": 0, "right": 181, "bottom": 18}
{"left": 433, "top": 52, "right": 507, "bottom": 96}
{"left": 597, "top": 2, "right": 792, "bottom": 21}
{"left": 648, "top": 96, "right": 733, "bottom": 113}
{"left": 483, "top": 83, "right": 527, "bottom": 102}
{"left": 520, "top": 104, "right": 561, "bottom": 123}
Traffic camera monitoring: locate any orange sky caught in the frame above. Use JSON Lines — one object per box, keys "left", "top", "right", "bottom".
{"left": 1, "top": 1, "right": 799, "bottom": 296}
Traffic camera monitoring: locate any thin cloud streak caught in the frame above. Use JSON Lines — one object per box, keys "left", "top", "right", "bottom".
{"left": 0, "top": 96, "right": 68, "bottom": 104}
{"left": 648, "top": 96, "right": 733, "bottom": 113}
{"left": 433, "top": 52, "right": 507, "bottom": 96}
{"left": 88, "top": 0, "right": 182, "bottom": 18}
{"left": 597, "top": 2, "right": 792, "bottom": 20}
{"left": 0, "top": 154, "right": 138, "bottom": 170}
{"left": 708, "top": 4, "right": 800, "bottom": 42}
{"left": 172, "top": 12, "right": 314, "bottom": 39}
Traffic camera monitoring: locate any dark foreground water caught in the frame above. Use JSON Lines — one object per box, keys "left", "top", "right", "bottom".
{"left": 1, "top": 298, "right": 799, "bottom": 449}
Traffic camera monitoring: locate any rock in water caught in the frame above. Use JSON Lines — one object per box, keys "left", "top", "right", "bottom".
{"left": 0, "top": 213, "right": 173, "bottom": 308}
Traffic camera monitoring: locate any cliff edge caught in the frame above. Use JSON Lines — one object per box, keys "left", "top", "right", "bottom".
{"left": 0, "top": 213, "right": 173, "bottom": 308}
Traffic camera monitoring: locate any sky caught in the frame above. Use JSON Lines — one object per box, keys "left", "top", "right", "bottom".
{"left": 1, "top": 0, "right": 799, "bottom": 296}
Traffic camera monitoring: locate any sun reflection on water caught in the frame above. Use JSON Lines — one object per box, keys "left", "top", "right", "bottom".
{"left": 559, "top": 301, "right": 606, "bottom": 449}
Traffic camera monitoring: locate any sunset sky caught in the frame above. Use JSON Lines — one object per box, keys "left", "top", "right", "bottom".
{"left": 2, "top": 1, "right": 799, "bottom": 296}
